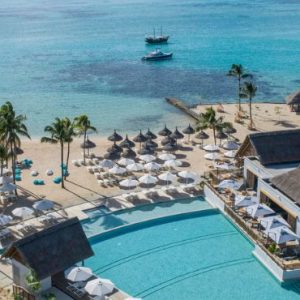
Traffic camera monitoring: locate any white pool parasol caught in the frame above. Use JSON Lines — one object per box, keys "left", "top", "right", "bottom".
{"left": 224, "top": 150, "right": 237, "bottom": 158}
{"left": 118, "top": 158, "right": 135, "bottom": 166}
{"left": 0, "top": 183, "right": 16, "bottom": 193}
{"left": 85, "top": 278, "right": 114, "bottom": 296}
{"left": 0, "top": 214, "right": 13, "bottom": 226}
{"left": 158, "top": 172, "right": 177, "bottom": 182}
{"left": 266, "top": 226, "right": 299, "bottom": 245}
{"left": 65, "top": 266, "right": 93, "bottom": 282}
{"left": 33, "top": 199, "right": 54, "bottom": 211}
{"left": 139, "top": 154, "right": 156, "bottom": 162}
{"left": 259, "top": 215, "right": 290, "bottom": 231}
{"left": 144, "top": 162, "right": 161, "bottom": 171}
{"left": 246, "top": 203, "right": 274, "bottom": 218}
{"left": 109, "top": 166, "right": 127, "bottom": 175}
{"left": 217, "top": 179, "right": 242, "bottom": 190}
{"left": 119, "top": 179, "right": 139, "bottom": 188}
{"left": 138, "top": 174, "right": 158, "bottom": 185}
{"left": 222, "top": 140, "right": 239, "bottom": 150}
{"left": 203, "top": 144, "right": 220, "bottom": 152}
{"left": 204, "top": 153, "right": 220, "bottom": 160}
{"left": 126, "top": 163, "right": 144, "bottom": 172}
{"left": 0, "top": 176, "right": 13, "bottom": 185}
{"left": 12, "top": 207, "right": 34, "bottom": 219}
{"left": 158, "top": 153, "right": 176, "bottom": 161}
{"left": 234, "top": 195, "right": 258, "bottom": 208}
{"left": 99, "top": 159, "right": 115, "bottom": 169}
{"left": 163, "top": 160, "right": 182, "bottom": 168}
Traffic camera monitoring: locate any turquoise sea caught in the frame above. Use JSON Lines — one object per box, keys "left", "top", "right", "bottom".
{"left": 1, "top": 0, "right": 300, "bottom": 136}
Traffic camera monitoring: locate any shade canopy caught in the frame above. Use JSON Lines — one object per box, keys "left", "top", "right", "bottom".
{"left": 80, "top": 139, "right": 96, "bottom": 149}
{"left": 108, "top": 130, "right": 123, "bottom": 142}
{"left": 158, "top": 153, "right": 176, "bottom": 161}
{"left": 234, "top": 195, "right": 258, "bottom": 208}
{"left": 0, "top": 183, "right": 17, "bottom": 193}
{"left": 119, "top": 135, "right": 135, "bottom": 148}
{"left": 65, "top": 266, "right": 93, "bottom": 282}
{"left": 122, "top": 148, "right": 137, "bottom": 158}
{"left": 164, "top": 159, "right": 182, "bottom": 168}
{"left": 224, "top": 126, "right": 237, "bottom": 134}
{"left": 119, "top": 179, "right": 139, "bottom": 188}
{"left": 139, "top": 154, "right": 156, "bottom": 162}
{"left": 224, "top": 150, "right": 237, "bottom": 158}
{"left": 14, "top": 147, "right": 24, "bottom": 155}
{"left": 266, "top": 226, "right": 299, "bottom": 245}
{"left": 133, "top": 130, "right": 147, "bottom": 143}
{"left": 178, "top": 170, "right": 198, "bottom": 180}
{"left": 107, "top": 142, "right": 123, "bottom": 153}
{"left": 126, "top": 162, "right": 144, "bottom": 172}
{"left": 195, "top": 131, "right": 209, "bottom": 140}
{"left": 99, "top": 159, "right": 115, "bottom": 169}
{"left": 163, "top": 143, "right": 177, "bottom": 152}
{"left": 0, "top": 214, "right": 13, "bottom": 226}
{"left": 33, "top": 199, "right": 54, "bottom": 211}
{"left": 118, "top": 158, "right": 135, "bottom": 166}
{"left": 259, "top": 215, "right": 290, "bottom": 231}
{"left": 161, "top": 136, "right": 176, "bottom": 146}
{"left": 145, "top": 139, "right": 158, "bottom": 148}
{"left": 217, "top": 179, "right": 242, "bottom": 190}
{"left": 182, "top": 124, "right": 195, "bottom": 135}
{"left": 145, "top": 129, "right": 157, "bottom": 140}
{"left": 170, "top": 127, "right": 184, "bottom": 140}
{"left": 203, "top": 144, "right": 220, "bottom": 152}
{"left": 138, "top": 174, "right": 158, "bottom": 185}
{"left": 85, "top": 278, "right": 114, "bottom": 296}
{"left": 12, "top": 207, "right": 34, "bottom": 219}
{"left": 144, "top": 162, "right": 161, "bottom": 171}
{"left": 158, "top": 125, "right": 172, "bottom": 136}
{"left": 158, "top": 172, "right": 177, "bottom": 182}
{"left": 109, "top": 166, "right": 127, "bottom": 175}
{"left": 216, "top": 131, "right": 228, "bottom": 140}
{"left": 246, "top": 203, "right": 274, "bottom": 218}
{"left": 104, "top": 151, "right": 120, "bottom": 160}
{"left": 138, "top": 146, "right": 154, "bottom": 155}
{"left": 222, "top": 140, "right": 239, "bottom": 150}
{"left": 204, "top": 153, "right": 220, "bottom": 160}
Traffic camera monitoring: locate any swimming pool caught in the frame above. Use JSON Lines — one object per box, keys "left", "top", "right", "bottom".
{"left": 83, "top": 200, "right": 300, "bottom": 299}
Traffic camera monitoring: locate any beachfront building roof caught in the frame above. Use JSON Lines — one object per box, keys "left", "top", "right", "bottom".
{"left": 286, "top": 90, "right": 300, "bottom": 112}
{"left": 3, "top": 217, "right": 93, "bottom": 293}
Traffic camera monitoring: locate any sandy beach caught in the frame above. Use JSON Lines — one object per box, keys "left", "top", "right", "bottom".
{"left": 7, "top": 102, "right": 299, "bottom": 211}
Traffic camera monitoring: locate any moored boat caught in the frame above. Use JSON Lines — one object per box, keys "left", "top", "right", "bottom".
{"left": 145, "top": 27, "right": 169, "bottom": 44}
{"left": 142, "top": 49, "right": 173, "bottom": 61}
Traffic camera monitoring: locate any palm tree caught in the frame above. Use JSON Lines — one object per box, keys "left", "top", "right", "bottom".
{"left": 74, "top": 115, "right": 97, "bottom": 164}
{"left": 227, "top": 64, "right": 252, "bottom": 111}
{"left": 41, "top": 118, "right": 67, "bottom": 188}
{"left": 196, "top": 107, "right": 231, "bottom": 145}
{"left": 63, "top": 117, "right": 75, "bottom": 177}
{"left": 0, "top": 144, "right": 10, "bottom": 176}
{"left": 240, "top": 81, "right": 257, "bottom": 130}
{"left": 0, "top": 102, "right": 31, "bottom": 183}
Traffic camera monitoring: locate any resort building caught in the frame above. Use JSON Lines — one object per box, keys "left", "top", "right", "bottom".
{"left": 236, "top": 129, "right": 300, "bottom": 235}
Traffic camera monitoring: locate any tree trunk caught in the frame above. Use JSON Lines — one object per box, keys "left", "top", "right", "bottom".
{"left": 0, "top": 158, "right": 3, "bottom": 176}
{"left": 11, "top": 142, "right": 15, "bottom": 184}
{"left": 249, "top": 96, "right": 253, "bottom": 128}
{"left": 83, "top": 130, "right": 87, "bottom": 164}
{"left": 213, "top": 126, "right": 216, "bottom": 145}
{"left": 61, "top": 141, "right": 64, "bottom": 188}
{"left": 65, "top": 142, "right": 70, "bottom": 180}
{"left": 238, "top": 76, "right": 241, "bottom": 111}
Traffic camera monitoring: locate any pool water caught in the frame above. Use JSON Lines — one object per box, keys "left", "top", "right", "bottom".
{"left": 82, "top": 197, "right": 211, "bottom": 237}
{"left": 84, "top": 209, "right": 300, "bottom": 299}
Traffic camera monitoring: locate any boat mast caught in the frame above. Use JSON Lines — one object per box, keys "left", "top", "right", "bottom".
{"left": 153, "top": 28, "right": 155, "bottom": 37}
{"left": 160, "top": 26, "right": 162, "bottom": 36}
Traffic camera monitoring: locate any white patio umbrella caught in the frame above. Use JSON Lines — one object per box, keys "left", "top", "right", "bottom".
{"left": 144, "top": 162, "right": 161, "bottom": 171}
{"left": 259, "top": 215, "right": 290, "bottom": 231}
{"left": 203, "top": 144, "right": 220, "bottom": 152}
{"left": 65, "top": 266, "right": 93, "bottom": 282}
{"left": 33, "top": 199, "right": 54, "bottom": 211}
{"left": 178, "top": 170, "right": 198, "bottom": 180}
{"left": 0, "top": 183, "right": 16, "bottom": 193}
{"left": 217, "top": 179, "right": 242, "bottom": 190}
{"left": 1, "top": 168, "right": 10, "bottom": 175}
{"left": 109, "top": 166, "right": 127, "bottom": 175}
{"left": 0, "top": 176, "right": 13, "bottom": 185}
{"left": 139, "top": 154, "right": 156, "bottom": 162}
{"left": 222, "top": 140, "right": 239, "bottom": 150}
{"left": 118, "top": 158, "right": 135, "bottom": 166}
{"left": 164, "top": 160, "right": 182, "bottom": 168}
{"left": 234, "top": 195, "right": 258, "bottom": 208}
{"left": 213, "top": 162, "right": 235, "bottom": 170}
{"left": 266, "top": 226, "right": 299, "bottom": 245}
{"left": 99, "top": 159, "right": 115, "bottom": 169}
{"left": 0, "top": 214, "right": 12, "bottom": 226}
{"left": 204, "top": 153, "right": 220, "bottom": 160}
{"left": 158, "top": 172, "right": 177, "bottom": 183}
{"left": 85, "top": 278, "right": 114, "bottom": 296}
{"left": 245, "top": 203, "right": 274, "bottom": 218}
{"left": 12, "top": 207, "right": 34, "bottom": 219}
{"left": 224, "top": 150, "right": 237, "bottom": 158}
{"left": 119, "top": 179, "right": 139, "bottom": 188}
{"left": 158, "top": 153, "right": 176, "bottom": 161}
{"left": 138, "top": 174, "right": 158, "bottom": 185}
{"left": 126, "top": 163, "right": 144, "bottom": 172}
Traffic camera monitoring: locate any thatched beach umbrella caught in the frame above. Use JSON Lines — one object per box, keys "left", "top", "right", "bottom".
{"left": 216, "top": 130, "right": 228, "bottom": 145}
{"left": 163, "top": 143, "right": 177, "bottom": 152}
{"left": 145, "top": 128, "right": 157, "bottom": 140}
{"left": 158, "top": 125, "right": 172, "bottom": 137}
{"left": 170, "top": 127, "right": 184, "bottom": 140}
{"left": 133, "top": 130, "right": 147, "bottom": 149}
{"left": 138, "top": 146, "right": 154, "bottom": 155}
{"left": 81, "top": 138, "right": 96, "bottom": 156}
{"left": 145, "top": 139, "right": 158, "bottom": 149}
{"left": 104, "top": 150, "right": 120, "bottom": 160}
{"left": 183, "top": 124, "right": 195, "bottom": 142}
{"left": 108, "top": 130, "right": 123, "bottom": 142}
{"left": 224, "top": 126, "right": 237, "bottom": 135}
{"left": 120, "top": 135, "right": 135, "bottom": 149}
{"left": 122, "top": 148, "right": 137, "bottom": 158}
{"left": 13, "top": 147, "right": 24, "bottom": 155}
{"left": 108, "top": 142, "right": 123, "bottom": 153}
{"left": 161, "top": 136, "right": 176, "bottom": 146}
{"left": 195, "top": 130, "right": 209, "bottom": 146}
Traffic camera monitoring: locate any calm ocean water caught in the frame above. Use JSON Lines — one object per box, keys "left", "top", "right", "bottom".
{"left": 1, "top": 0, "right": 300, "bottom": 136}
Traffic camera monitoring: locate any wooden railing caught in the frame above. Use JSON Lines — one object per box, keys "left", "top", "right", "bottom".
{"left": 13, "top": 285, "right": 35, "bottom": 300}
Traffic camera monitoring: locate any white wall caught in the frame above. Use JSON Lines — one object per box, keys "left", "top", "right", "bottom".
{"left": 204, "top": 185, "right": 225, "bottom": 212}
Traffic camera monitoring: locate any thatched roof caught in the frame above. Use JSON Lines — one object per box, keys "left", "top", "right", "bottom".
{"left": 236, "top": 129, "right": 300, "bottom": 165}
{"left": 286, "top": 90, "right": 300, "bottom": 105}
{"left": 3, "top": 218, "right": 93, "bottom": 279}
{"left": 271, "top": 168, "right": 300, "bottom": 204}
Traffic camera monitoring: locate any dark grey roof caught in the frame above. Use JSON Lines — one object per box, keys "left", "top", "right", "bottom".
{"left": 271, "top": 168, "right": 300, "bottom": 204}
{"left": 286, "top": 90, "right": 300, "bottom": 105}
{"left": 248, "top": 129, "right": 300, "bottom": 165}
{"left": 4, "top": 218, "right": 93, "bottom": 279}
